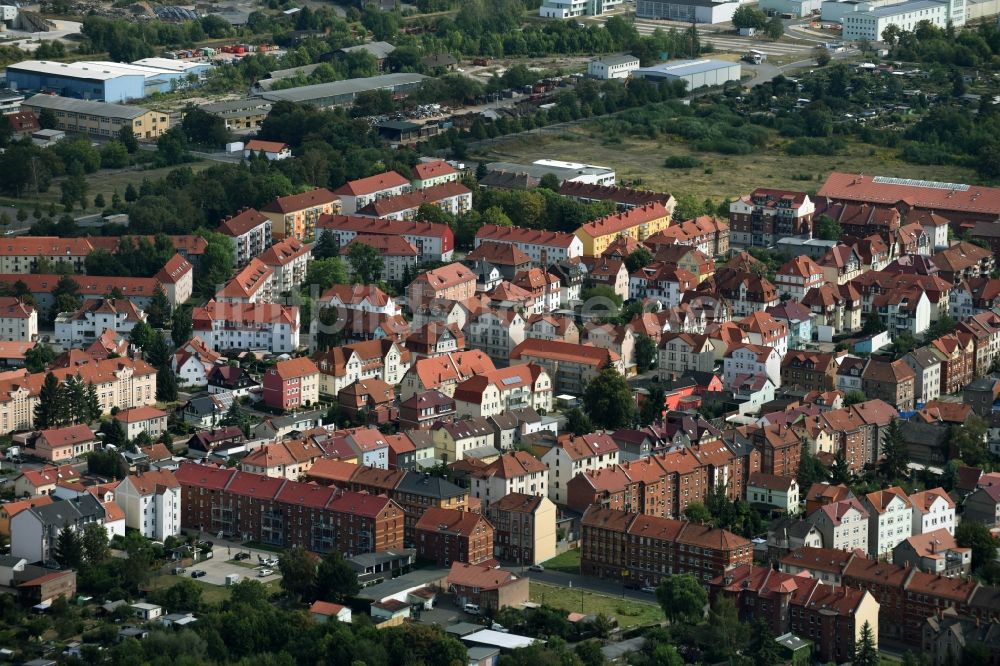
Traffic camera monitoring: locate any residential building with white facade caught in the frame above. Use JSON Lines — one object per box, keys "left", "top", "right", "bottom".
{"left": 540, "top": 0, "right": 621, "bottom": 18}
{"left": 902, "top": 347, "right": 942, "bottom": 405}
{"left": 775, "top": 256, "right": 826, "bottom": 301}
{"left": 114, "top": 407, "right": 168, "bottom": 441}
{"left": 172, "top": 337, "right": 223, "bottom": 388}
{"left": 810, "top": 498, "right": 869, "bottom": 553}
{"left": 218, "top": 208, "right": 272, "bottom": 267}
{"left": 452, "top": 364, "right": 553, "bottom": 419}
{"left": 860, "top": 487, "right": 913, "bottom": 559}
{"left": 0, "top": 298, "right": 37, "bottom": 342}
{"left": 842, "top": 0, "right": 965, "bottom": 43}
{"left": 317, "top": 216, "right": 454, "bottom": 264}
{"left": 55, "top": 299, "right": 146, "bottom": 347}
{"left": 909, "top": 488, "right": 956, "bottom": 536}
{"left": 192, "top": 300, "right": 299, "bottom": 354}
{"left": 312, "top": 339, "right": 411, "bottom": 398}
{"left": 470, "top": 451, "right": 549, "bottom": 509}
{"left": 259, "top": 237, "right": 311, "bottom": 295}
{"left": 331, "top": 170, "right": 411, "bottom": 215}
{"left": 723, "top": 344, "right": 782, "bottom": 388}
{"left": 475, "top": 225, "right": 583, "bottom": 265}
{"left": 541, "top": 433, "right": 620, "bottom": 505}
{"left": 114, "top": 470, "right": 181, "bottom": 541}
{"left": 747, "top": 473, "right": 800, "bottom": 515}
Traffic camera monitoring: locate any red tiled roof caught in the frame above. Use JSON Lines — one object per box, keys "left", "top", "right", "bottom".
{"left": 262, "top": 188, "right": 338, "bottom": 214}
{"left": 580, "top": 202, "right": 669, "bottom": 238}
{"left": 415, "top": 506, "right": 489, "bottom": 536}
{"left": 412, "top": 160, "right": 456, "bottom": 180}
{"left": 123, "top": 469, "right": 180, "bottom": 494}
{"left": 447, "top": 562, "right": 519, "bottom": 590}
{"left": 475, "top": 224, "right": 579, "bottom": 249}
{"left": 357, "top": 181, "right": 469, "bottom": 217}
{"left": 259, "top": 237, "right": 310, "bottom": 266}
{"left": 333, "top": 171, "right": 409, "bottom": 196}
{"left": 340, "top": 234, "right": 417, "bottom": 257}
{"left": 510, "top": 339, "right": 618, "bottom": 367}
{"left": 271, "top": 357, "right": 319, "bottom": 380}
{"left": 38, "top": 424, "right": 94, "bottom": 450}
{"left": 174, "top": 462, "right": 237, "bottom": 491}
{"left": 245, "top": 139, "right": 289, "bottom": 153}
{"left": 818, "top": 172, "right": 1000, "bottom": 216}
{"left": 219, "top": 208, "right": 269, "bottom": 237}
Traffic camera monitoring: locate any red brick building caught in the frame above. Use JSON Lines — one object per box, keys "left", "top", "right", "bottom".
{"left": 580, "top": 506, "right": 752, "bottom": 586}
{"left": 414, "top": 507, "right": 494, "bottom": 567}
{"left": 175, "top": 463, "right": 404, "bottom": 555}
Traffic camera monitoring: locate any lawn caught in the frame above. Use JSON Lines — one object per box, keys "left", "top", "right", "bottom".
{"left": 476, "top": 125, "right": 979, "bottom": 204}
{"left": 144, "top": 573, "right": 281, "bottom": 606}
{"left": 542, "top": 549, "right": 581, "bottom": 574}
{"left": 529, "top": 581, "right": 664, "bottom": 630}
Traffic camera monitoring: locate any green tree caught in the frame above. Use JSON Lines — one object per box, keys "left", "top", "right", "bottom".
{"left": 314, "top": 550, "right": 360, "bottom": 603}
{"left": 949, "top": 415, "right": 989, "bottom": 466}
{"left": 881, "top": 418, "right": 909, "bottom": 480}
{"left": 124, "top": 183, "right": 139, "bottom": 203}
{"left": 574, "top": 640, "right": 604, "bottom": 666}
{"left": 55, "top": 526, "right": 84, "bottom": 568}
{"left": 813, "top": 46, "right": 832, "bottom": 66}
{"left": 844, "top": 390, "right": 868, "bottom": 406}
{"left": 766, "top": 15, "right": 784, "bottom": 40}
{"left": 624, "top": 246, "right": 653, "bottom": 273}
{"left": 34, "top": 372, "right": 63, "bottom": 429}
{"left": 481, "top": 206, "right": 513, "bottom": 228}
{"left": 704, "top": 597, "right": 750, "bottom": 662}
{"left": 94, "top": 193, "right": 107, "bottom": 208}
{"left": 565, "top": 407, "right": 594, "bottom": 436}
{"left": 582, "top": 367, "right": 636, "bottom": 430}
{"left": 24, "top": 343, "right": 55, "bottom": 373}
{"left": 639, "top": 386, "right": 664, "bottom": 426}
{"left": 684, "top": 502, "right": 712, "bottom": 524}
{"left": 38, "top": 107, "right": 57, "bottom": 130}
{"left": 814, "top": 214, "right": 843, "bottom": 241}
{"left": 278, "top": 546, "right": 316, "bottom": 601}
{"left": 118, "top": 126, "right": 139, "bottom": 153}
{"left": 732, "top": 5, "right": 768, "bottom": 29}
{"left": 147, "top": 283, "right": 171, "bottom": 328}
{"left": 171, "top": 307, "right": 193, "bottom": 346}
{"left": 181, "top": 107, "right": 230, "bottom": 147}
{"left": 830, "top": 451, "right": 852, "bottom": 484}
{"left": 99, "top": 419, "right": 128, "bottom": 451}
{"left": 951, "top": 68, "right": 967, "bottom": 97}
{"left": 655, "top": 574, "right": 707, "bottom": 624}
{"left": 129, "top": 320, "right": 155, "bottom": 352}
{"left": 538, "top": 173, "right": 561, "bottom": 191}
{"left": 956, "top": 520, "right": 1000, "bottom": 572}
{"left": 861, "top": 310, "right": 886, "bottom": 336}
{"left": 797, "top": 445, "right": 828, "bottom": 489}
{"left": 157, "top": 365, "right": 178, "bottom": 402}
{"left": 305, "top": 257, "right": 349, "bottom": 292}
{"left": 634, "top": 334, "right": 657, "bottom": 373}
{"left": 748, "top": 618, "right": 781, "bottom": 666}
{"left": 81, "top": 522, "right": 109, "bottom": 565}
{"left": 195, "top": 230, "right": 235, "bottom": 297}
{"left": 347, "top": 242, "right": 383, "bottom": 284}
{"left": 854, "top": 621, "right": 879, "bottom": 666}
{"left": 312, "top": 232, "right": 339, "bottom": 260}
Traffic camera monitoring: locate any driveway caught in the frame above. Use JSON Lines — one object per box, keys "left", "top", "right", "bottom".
{"left": 182, "top": 543, "right": 282, "bottom": 587}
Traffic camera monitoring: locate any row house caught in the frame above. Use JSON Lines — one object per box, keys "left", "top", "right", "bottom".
{"left": 486, "top": 493, "right": 557, "bottom": 566}
{"left": 218, "top": 208, "right": 271, "bottom": 267}
{"left": 191, "top": 300, "right": 300, "bottom": 354}
{"left": 902, "top": 347, "right": 943, "bottom": 404}
{"left": 929, "top": 333, "right": 974, "bottom": 395}
{"left": 261, "top": 188, "right": 339, "bottom": 241}
{"left": 895, "top": 222, "right": 931, "bottom": 256}
{"left": 629, "top": 263, "right": 697, "bottom": 307}
{"left": 872, "top": 285, "right": 931, "bottom": 339}
{"left": 398, "top": 390, "right": 456, "bottom": 430}
{"left": 819, "top": 245, "right": 864, "bottom": 285}
{"left": 657, "top": 333, "right": 718, "bottom": 379}
{"left": 710, "top": 564, "right": 880, "bottom": 664}
{"left": 510, "top": 339, "right": 625, "bottom": 395}
{"left": 862, "top": 358, "right": 916, "bottom": 411}
{"left": 0, "top": 236, "right": 94, "bottom": 274}
{"left": 581, "top": 506, "right": 752, "bottom": 586}
{"left": 323, "top": 284, "right": 401, "bottom": 318}
{"left": 775, "top": 255, "right": 825, "bottom": 301}
{"left": 742, "top": 423, "right": 801, "bottom": 479}
{"left": 648, "top": 245, "right": 715, "bottom": 283}
{"left": 825, "top": 202, "right": 901, "bottom": 240}
{"left": 311, "top": 339, "right": 411, "bottom": 398}
{"left": 356, "top": 181, "right": 472, "bottom": 220}
{"left": 709, "top": 267, "right": 779, "bottom": 317}
{"left": 932, "top": 241, "right": 995, "bottom": 285}
{"left": 541, "top": 433, "right": 620, "bottom": 505}
{"left": 799, "top": 399, "right": 898, "bottom": 472}
{"left": 411, "top": 159, "right": 459, "bottom": 189}
{"left": 558, "top": 182, "right": 676, "bottom": 215}
{"left": 802, "top": 282, "right": 863, "bottom": 339}
{"left": 216, "top": 258, "right": 274, "bottom": 304}
{"left": 722, "top": 344, "right": 781, "bottom": 388}
{"left": 466, "top": 241, "right": 531, "bottom": 282}
{"left": 583, "top": 323, "right": 636, "bottom": 375}
{"left": 399, "top": 350, "right": 496, "bottom": 399}
{"left": 463, "top": 308, "right": 526, "bottom": 361}
{"left": 54, "top": 298, "right": 146, "bottom": 348}
{"left": 956, "top": 310, "right": 1000, "bottom": 379}
{"left": 642, "top": 215, "right": 730, "bottom": 257}
{"left": 332, "top": 170, "right": 410, "bottom": 215}
{"left": 574, "top": 202, "right": 672, "bottom": 257}
{"left": 850, "top": 235, "right": 892, "bottom": 273}
{"left": 259, "top": 237, "right": 311, "bottom": 295}
{"left": 950, "top": 277, "right": 1000, "bottom": 319}
{"left": 172, "top": 337, "right": 222, "bottom": 388}
{"left": 853, "top": 272, "right": 951, "bottom": 323}
{"left": 414, "top": 507, "right": 494, "bottom": 567}
{"left": 339, "top": 234, "right": 418, "bottom": 285}
{"left": 474, "top": 225, "right": 583, "bottom": 265}
{"left": 406, "top": 263, "right": 477, "bottom": 309}
{"left": 729, "top": 188, "right": 815, "bottom": 247}
{"left": 452, "top": 364, "right": 552, "bottom": 419}
{"left": 469, "top": 451, "right": 549, "bottom": 509}
{"left": 512, "top": 268, "right": 561, "bottom": 312}
{"left": 1, "top": 272, "right": 176, "bottom": 316}
{"left": 176, "top": 464, "right": 404, "bottom": 555}
{"left": 114, "top": 470, "right": 181, "bottom": 541}
{"left": 239, "top": 438, "right": 326, "bottom": 480}
{"left": 317, "top": 215, "right": 454, "bottom": 263}
{"left": 780, "top": 350, "right": 838, "bottom": 392}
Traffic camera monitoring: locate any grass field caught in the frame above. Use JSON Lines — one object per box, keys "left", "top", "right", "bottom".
{"left": 476, "top": 125, "right": 979, "bottom": 203}
{"left": 144, "top": 573, "right": 281, "bottom": 606}
{"left": 542, "top": 549, "right": 581, "bottom": 574}
{"left": 529, "top": 581, "right": 664, "bottom": 630}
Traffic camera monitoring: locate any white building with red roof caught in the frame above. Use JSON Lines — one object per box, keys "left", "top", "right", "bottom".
{"left": 54, "top": 298, "right": 147, "bottom": 347}
{"left": 729, "top": 188, "right": 814, "bottom": 247}
{"left": 114, "top": 406, "right": 168, "bottom": 440}
{"left": 258, "top": 237, "right": 311, "bottom": 294}
{"left": 474, "top": 224, "right": 583, "bottom": 264}
{"left": 316, "top": 215, "right": 454, "bottom": 263}
{"left": 13, "top": 465, "right": 79, "bottom": 498}
{"left": 0, "top": 297, "right": 37, "bottom": 342}
{"left": 406, "top": 263, "right": 476, "bottom": 308}
{"left": 469, "top": 451, "right": 549, "bottom": 508}
{"left": 115, "top": 470, "right": 181, "bottom": 540}
{"left": 411, "top": 159, "right": 459, "bottom": 189}
{"left": 540, "top": 433, "right": 619, "bottom": 505}
{"left": 33, "top": 424, "right": 96, "bottom": 463}
{"left": 216, "top": 258, "right": 274, "bottom": 304}
{"left": 218, "top": 208, "right": 272, "bottom": 266}
{"left": 356, "top": 181, "right": 471, "bottom": 221}
{"left": 323, "top": 284, "right": 401, "bottom": 317}
{"left": 908, "top": 487, "right": 956, "bottom": 536}
{"left": 860, "top": 486, "right": 913, "bottom": 558}
{"left": 452, "top": 364, "right": 552, "bottom": 419}
{"left": 723, "top": 343, "right": 782, "bottom": 388}
{"left": 401, "top": 350, "right": 496, "bottom": 400}
{"left": 154, "top": 253, "right": 194, "bottom": 307}
{"left": 172, "top": 337, "right": 223, "bottom": 388}
{"left": 192, "top": 300, "right": 299, "bottom": 353}
{"left": 332, "top": 170, "right": 411, "bottom": 215}
{"left": 775, "top": 255, "right": 826, "bottom": 301}
{"left": 243, "top": 139, "right": 291, "bottom": 161}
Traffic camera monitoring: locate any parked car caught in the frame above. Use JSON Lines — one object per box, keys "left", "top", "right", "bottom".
{"left": 258, "top": 569, "right": 273, "bottom": 577}
{"left": 640, "top": 586, "right": 657, "bottom": 594}
{"left": 234, "top": 552, "right": 250, "bottom": 561}
{"left": 171, "top": 567, "right": 187, "bottom": 575}
{"left": 490, "top": 623, "right": 509, "bottom": 633}
{"left": 528, "top": 564, "right": 544, "bottom": 572}
{"left": 191, "top": 570, "right": 206, "bottom": 578}
{"left": 464, "top": 603, "right": 480, "bottom": 615}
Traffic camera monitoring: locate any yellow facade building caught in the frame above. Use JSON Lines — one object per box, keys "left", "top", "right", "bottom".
{"left": 574, "top": 202, "right": 671, "bottom": 256}
{"left": 23, "top": 94, "right": 169, "bottom": 140}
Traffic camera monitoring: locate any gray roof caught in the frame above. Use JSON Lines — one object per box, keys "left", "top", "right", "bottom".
{"left": 23, "top": 94, "right": 149, "bottom": 120}
{"left": 260, "top": 73, "right": 427, "bottom": 104}
{"left": 965, "top": 377, "right": 999, "bottom": 392}
{"left": 0, "top": 88, "right": 24, "bottom": 101}
{"left": 446, "top": 622, "right": 485, "bottom": 637}
{"left": 268, "top": 63, "right": 321, "bottom": 80}
{"left": 869, "top": 0, "right": 943, "bottom": 16}
{"left": 340, "top": 41, "right": 396, "bottom": 59}
{"left": 30, "top": 495, "right": 105, "bottom": 527}
{"left": 0, "top": 554, "right": 25, "bottom": 567}
{"left": 901, "top": 421, "right": 948, "bottom": 447}
{"left": 635, "top": 59, "right": 738, "bottom": 77}
{"left": 184, "top": 393, "right": 231, "bottom": 417}
{"left": 346, "top": 548, "right": 415, "bottom": 570}
{"left": 486, "top": 161, "right": 613, "bottom": 181}
{"left": 355, "top": 568, "right": 450, "bottom": 601}
{"left": 201, "top": 98, "right": 272, "bottom": 114}
{"left": 905, "top": 346, "right": 942, "bottom": 370}
{"left": 593, "top": 54, "right": 639, "bottom": 66}
{"left": 397, "top": 471, "right": 467, "bottom": 499}
{"left": 463, "top": 445, "right": 501, "bottom": 460}
{"left": 489, "top": 413, "right": 518, "bottom": 430}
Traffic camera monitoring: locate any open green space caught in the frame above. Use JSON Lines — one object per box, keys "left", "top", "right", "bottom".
{"left": 541, "top": 549, "right": 581, "bottom": 574}
{"left": 529, "top": 581, "right": 664, "bottom": 630}
{"left": 479, "top": 126, "right": 979, "bottom": 203}
{"left": 144, "top": 573, "right": 280, "bottom": 606}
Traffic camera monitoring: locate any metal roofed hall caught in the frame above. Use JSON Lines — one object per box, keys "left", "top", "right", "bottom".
{"left": 462, "top": 630, "right": 543, "bottom": 650}
{"left": 594, "top": 54, "right": 639, "bottom": 66}
{"left": 354, "top": 568, "right": 450, "bottom": 602}
{"left": 258, "top": 73, "right": 428, "bottom": 107}
{"left": 22, "top": 94, "right": 148, "bottom": 120}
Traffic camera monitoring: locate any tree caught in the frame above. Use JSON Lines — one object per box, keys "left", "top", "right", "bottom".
{"left": 278, "top": 546, "right": 316, "bottom": 601}
{"left": 312, "top": 232, "right": 339, "bottom": 260}
{"left": 732, "top": 5, "right": 768, "bottom": 29}
{"left": 639, "top": 386, "right": 664, "bottom": 426}
{"left": 305, "top": 258, "right": 350, "bottom": 292}
{"left": 624, "top": 246, "right": 653, "bottom": 273}
{"left": 862, "top": 310, "right": 886, "bottom": 336}
{"left": 951, "top": 68, "right": 967, "bottom": 98}
{"left": 634, "top": 334, "right": 657, "bottom": 373}
{"left": 538, "top": 173, "right": 561, "bottom": 191}
{"left": 129, "top": 321, "right": 155, "bottom": 352}
{"left": 844, "top": 389, "right": 868, "bottom": 406}
{"left": 813, "top": 46, "right": 832, "bottom": 66}
{"left": 347, "top": 242, "right": 383, "bottom": 285}
{"left": 949, "top": 415, "right": 988, "bottom": 466}
{"left": 157, "top": 366, "right": 178, "bottom": 402}
{"left": 704, "top": 597, "right": 750, "bottom": 662}
{"left": 55, "top": 526, "right": 84, "bottom": 568}
{"left": 854, "top": 621, "right": 879, "bottom": 666}
{"left": 748, "top": 618, "right": 781, "bottom": 666}
{"left": 956, "top": 520, "right": 1000, "bottom": 572}
{"left": 118, "top": 126, "right": 139, "bottom": 153}
{"left": 85, "top": 383, "right": 100, "bottom": 422}
{"left": 565, "top": 407, "right": 594, "bottom": 436}
{"left": 171, "top": 307, "right": 193, "bottom": 346}
{"left": 684, "top": 502, "right": 712, "bottom": 524}
{"left": 24, "top": 343, "right": 55, "bottom": 373}
{"left": 655, "top": 574, "right": 707, "bottom": 624}
{"left": 480, "top": 206, "right": 513, "bottom": 228}
{"left": 124, "top": 183, "right": 139, "bottom": 203}
{"left": 831, "top": 451, "right": 852, "bottom": 484}
{"left": 147, "top": 283, "right": 171, "bottom": 328}
{"left": 814, "top": 214, "right": 843, "bottom": 241}
{"left": 81, "top": 522, "right": 109, "bottom": 565}
{"left": 582, "top": 367, "right": 636, "bottom": 430}
{"left": 99, "top": 419, "right": 127, "bottom": 451}
{"left": 195, "top": 231, "right": 235, "bottom": 297}
{"left": 38, "top": 107, "right": 57, "bottom": 130}
{"left": 881, "top": 418, "right": 909, "bottom": 480}
{"left": 797, "top": 445, "right": 828, "bottom": 489}
{"left": 34, "top": 372, "right": 63, "bottom": 429}
{"left": 94, "top": 193, "right": 106, "bottom": 209}
{"left": 181, "top": 107, "right": 230, "bottom": 147}
{"left": 575, "top": 640, "right": 604, "bottom": 666}
{"left": 766, "top": 15, "right": 784, "bottom": 40}
{"left": 314, "top": 550, "right": 360, "bottom": 603}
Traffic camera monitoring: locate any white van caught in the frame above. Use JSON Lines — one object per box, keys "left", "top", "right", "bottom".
{"left": 464, "top": 603, "right": 480, "bottom": 615}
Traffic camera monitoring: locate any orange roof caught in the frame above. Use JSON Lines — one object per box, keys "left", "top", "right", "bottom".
{"left": 115, "top": 406, "right": 168, "bottom": 423}
{"left": 0, "top": 341, "right": 34, "bottom": 360}
{"left": 259, "top": 237, "right": 310, "bottom": 267}
{"left": 447, "top": 562, "right": 519, "bottom": 590}
{"left": 122, "top": 470, "right": 180, "bottom": 494}
{"left": 333, "top": 171, "right": 410, "bottom": 197}
{"left": 103, "top": 501, "right": 125, "bottom": 522}
{"left": 271, "top": 357, "right": 319, "bottom": 380}
{"left": 193, "top": 300, "right": 298, "bottom": 327}
{"left": 245, "top": 139, "right": 289, "bottom": 153}
{"left": 818, "top": 172, "right": 1000, "bottom": 216}
{"left": 357, "top": 181, "right": 470, "bottom": 217}
{"left": 38, "top": 424, "right": 94, "bottom": 449}
{"left": 412, "top": 160, "right": 456, "bottom": 181}
{"left": 155, "top": 253, "right": 193, "bottom": 284}
{"left": 218, "top": 258, "right": 273, "bottom": 299}
{"left": 309, "top": 600, "right": 348, "bottom": 616}
{"left": 579, "top": 202, "right": 669, "bottom": 238}
{"left": 909, "top": 487, "right": 954, "bottom": 512}
{"left": 415, "top": 506, "right": 489, "bottom": 537}
{"left": 510, "top": 339, "right": 618, "bottom": 367}
{"left": 262, "top": 188, "right": 338, "bottom": 214}
{"left": 1, "top": 495, "right": 54, "bottom": 518}
{"left": 219, "top": 208, "right": 269, "bottom": 237}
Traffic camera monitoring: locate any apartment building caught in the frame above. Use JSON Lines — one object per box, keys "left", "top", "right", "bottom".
{"left": 339, "top": 235, "right": 418, "bottom": 284}
{"left": 775, "top": 255, "right": 826, "bottom": 301}
{"left": 331, "top": 170, "right": 410, "bottom": 215}
{"left": 54, "top": 298, "right": 146, "bottom": 347}
{"left": 406, "top": 263, "right": 476, "bottom": 308}
{"left": 413, "top": 507, "right": 494, "bottom": 567}
{"left": 176, "top": 464, "right": 404, "bottom": 555}
{"left": 261, "top": 357, "right": 320, "bottom": 411}
{"left": 811, "top": 498, "right": 870, "bottom": 553}
{"left": 486, "top": 493, "right": 557, "bottom": 565}
{"left": 799, "top": 399, "right": 898, "bottom": 472}
{"left": 259, "top": 237, "right": 311, "bottom": 295}
{"left": 474, "top": 224, "right": 583, "bottom": 265}
{"left": 191, "top": 300, "right": 299, "bottom": 354}
{"left": 861, "top": 358, "right": 916, "bottom": 411}
{"left": 400, "top": 350, "right": 496, "bottom": 399}
{"left": 114, "top": 470, "right": 181, "bottom": 541}
{"left": 216, "top": 259, "right": 274, "bottom": 304}
{"left": 356, "top": 181, "right": 472, "bottom": 220}
{"left": 470, "top": 451, "right": 549, "bottom": 508}
{"left": 239, "top": 438, "right": 326, "bottom": 480}
{"left": 729, "top": 188, "right": 814, "bottom": 247}
{"left": 541, "top": 433, "right": 620, "bottom": 505}
{"left": 113, "top": 406, "right": 168, "bottom": 441}
{"left": 317, "top": 215, "right": 454, "bottom": 263}
{"left": 452, "top": 364, "right": 552, "bottom": 419}
{"left": 909, "top": 488, "right": 956, "bottom": 536}
{"left": 510, "top": 339, "right": 625, "bottom": 394}
{"left": 574, "top": 202, "right": 671, "bottom": 256}
{"left": 312, "top": 339, "right": 411, "bottom": 398}
{"left": 261, "top": 188, "right": 340, "bottom": 241}
{"left": 218, "top": 208, "right": 272, "bottom": 267}
{"left": 861, "top": 487, "right": 913, "bottom": 559}
{"left": 0, "top": 298, "right": 37, "bottom": 342}
{"left": 411, "top": 159, "right": 459, "bottom": 189}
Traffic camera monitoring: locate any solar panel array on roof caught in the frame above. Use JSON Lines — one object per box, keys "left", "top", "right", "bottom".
{"left": 501, "top": 375, "right": 523, "bottom": 386}
{"left": 872, "top": 176, "right": 970, "bottom": 191}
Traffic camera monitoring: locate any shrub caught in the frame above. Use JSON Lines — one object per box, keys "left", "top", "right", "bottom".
{"left": 664, "top": 155, "right": 703, "bottom": 168}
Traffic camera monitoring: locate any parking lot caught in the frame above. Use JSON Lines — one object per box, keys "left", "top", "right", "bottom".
{"left": 176, "top": 543, "right": 282, "bottom": 587}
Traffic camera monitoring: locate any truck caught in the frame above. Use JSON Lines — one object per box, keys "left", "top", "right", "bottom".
{"left": 225, "top": 574, "right": 240, "bottom": 586}
{"left": 743, "top": 50, "right": 766, "bottom": 65}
